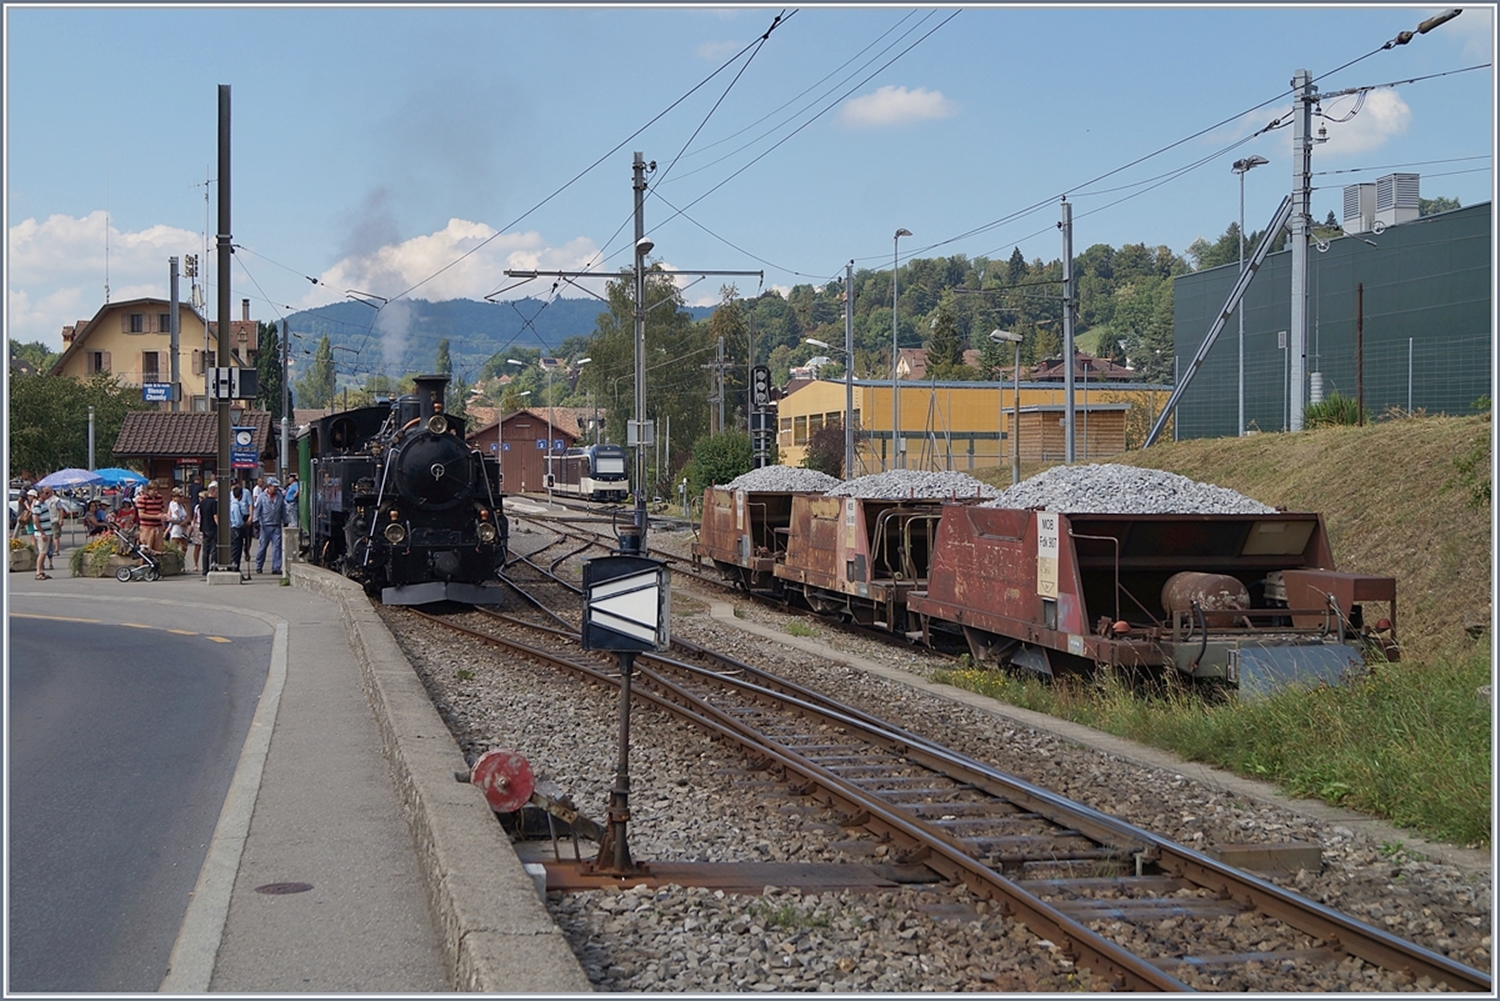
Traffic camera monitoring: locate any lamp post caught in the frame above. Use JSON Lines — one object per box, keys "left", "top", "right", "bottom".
{"left": 989, "top": 329, "right": 1023, "bottom": 485}
{"left": 805, "top": 337, "right": 852, "bottom": 477}
{"left": 892, "top": 228, "right": 911, "bottom": 469}
{"left": 1232, "top": 155, "right": 1269, "bottom": 436}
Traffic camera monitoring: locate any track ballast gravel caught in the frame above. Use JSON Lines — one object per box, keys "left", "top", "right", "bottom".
{"left": 377, "top": 528, "right": 1490, "bottom": 992}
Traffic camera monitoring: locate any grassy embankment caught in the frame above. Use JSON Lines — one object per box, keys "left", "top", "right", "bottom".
{"left": 942, "top": 414, "right": 1492, "bottom": 847}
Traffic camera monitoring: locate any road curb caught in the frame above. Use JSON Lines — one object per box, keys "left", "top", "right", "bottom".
{"left": 291, "top": 563, "right": 593, "bottom": 993}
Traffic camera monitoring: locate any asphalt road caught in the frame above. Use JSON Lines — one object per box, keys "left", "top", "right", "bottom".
{"left": 8, "top": 612, "right": 270, "bottom": 993}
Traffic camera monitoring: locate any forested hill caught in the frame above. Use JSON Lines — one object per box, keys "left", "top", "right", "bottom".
{"left": 283, "top": 297, "right": 712, "bottom": 382}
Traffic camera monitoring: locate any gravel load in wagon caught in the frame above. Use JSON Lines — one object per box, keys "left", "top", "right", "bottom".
{"left": 824, "top": 469, "right": 1000, "bottom": 500}
{"left": 720, "top": 467, "right": 841, "bottom": 493}
{"left": 982, "top": 463, "right": 1276, "bottom": 515}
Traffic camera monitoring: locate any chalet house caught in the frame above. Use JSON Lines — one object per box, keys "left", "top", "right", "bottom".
{"left": 49, "top": 297, "right": 260, "bottom": 411}
{"left": 1029, "top": 351, "right": 1135, "bottom": 384}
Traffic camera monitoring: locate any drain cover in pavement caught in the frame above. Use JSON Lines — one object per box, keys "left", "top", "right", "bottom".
{"left": 254, "top": 882, "right": 314, "bottom": 895}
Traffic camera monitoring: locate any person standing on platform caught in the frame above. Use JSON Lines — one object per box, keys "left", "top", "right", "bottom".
{"left": 283, "top": 473, "right": 301, "bottom": 530}
{"left": 252, "top": 478, "right": 288, "bottom": 574}
{"left": 197, "top": 482, "right": 219, "bottom": 577}
{"left": 227, "top": 481, "right": 252, "bottom": 580}
{"left": 135, "top": 481, "right": 165, "bottom": 553}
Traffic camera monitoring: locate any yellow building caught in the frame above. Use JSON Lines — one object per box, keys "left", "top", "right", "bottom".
{"left": 48, "top": 297, "right": 261, "bottom": 411}
{"left": 776, "top": 378, "right": 1175, "bottom": 474}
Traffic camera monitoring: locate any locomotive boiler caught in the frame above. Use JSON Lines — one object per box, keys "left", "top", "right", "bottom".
{"left": 301, "top": 374, "right": 508, "bottom": 605}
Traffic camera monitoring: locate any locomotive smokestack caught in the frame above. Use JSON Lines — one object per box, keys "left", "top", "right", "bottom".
{"left": 412, "top": 374, "right": 449, "bottom": 421}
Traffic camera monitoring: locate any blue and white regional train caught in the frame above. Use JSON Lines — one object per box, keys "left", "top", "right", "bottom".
{"left": 546, "top": 443, "right": 630, "bottom": 502}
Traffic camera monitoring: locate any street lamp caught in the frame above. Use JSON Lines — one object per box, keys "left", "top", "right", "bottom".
{"left": 805, "top": 337, "right": 853, "bottom": 477}
{"left": 892, "top": 228, "right": 911, "bottom": 469}
{"left": 989, "top": 329, "right": 1023, "bottom": 486}
{"left": 1232, "top": 154, "right": 1269, "bottom": 436}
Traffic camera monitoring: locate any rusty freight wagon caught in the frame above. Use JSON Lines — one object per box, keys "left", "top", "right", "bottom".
{"left": 906, "top": 505, "right": 1397, "bottom": 696}
{"left": 692, "top": 471, "right": 840, "bottom": 594}
{"left": 773, "top": 492, "right": 988, "bottom": 631}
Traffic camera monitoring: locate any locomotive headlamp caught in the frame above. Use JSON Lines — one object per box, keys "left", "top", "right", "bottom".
{"left": 477, "top": 522, "right": 498, "bottom": 543}
{"left": 384, "top": 522, "right": 407, "bottom": 544}
{"left": 427, "top": 414, "right": 449, "bottom": 435}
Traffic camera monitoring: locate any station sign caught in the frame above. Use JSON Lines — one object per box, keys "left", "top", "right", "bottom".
{"left": 142, "top": 382, "right": 177, "bottom": 402}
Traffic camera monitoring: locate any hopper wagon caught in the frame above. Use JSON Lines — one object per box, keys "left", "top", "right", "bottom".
{"left": 693, "top": 486, "right": 816, "bottom": 595}
{"left": 773, "top": 493, "right": 981, "bottom": 630}
{"left": 906, "top": 505, "right": 1397, "bottom": 696}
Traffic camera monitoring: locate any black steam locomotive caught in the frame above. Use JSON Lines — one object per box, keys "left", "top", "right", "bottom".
{"left": 301, "top": 374, "right": 507, "bottom": 605}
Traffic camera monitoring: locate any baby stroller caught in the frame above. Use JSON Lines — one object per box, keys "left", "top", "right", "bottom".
{"left": 111, "top": 525, "right": 161, "bottom": 582}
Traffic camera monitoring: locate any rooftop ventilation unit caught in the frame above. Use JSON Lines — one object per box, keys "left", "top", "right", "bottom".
{"left": 1343, "top": 173, "right": 1419, "bottom": 233}
{"left": 1375, "top": 173, "right": 1420, "bottom": 229}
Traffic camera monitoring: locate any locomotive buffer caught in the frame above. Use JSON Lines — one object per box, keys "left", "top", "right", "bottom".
{"left": 579, "top": 554, "right": 670, "bottom": 876}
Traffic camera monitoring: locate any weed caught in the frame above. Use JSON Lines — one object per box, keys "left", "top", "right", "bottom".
{"left": 733, "top": 606, "right": 746, "bottom": 619}
{"left": 456, "top": 669, "right": 475, "bottom": 681}
{"left": 1303, "top": 392, "right": 1364, "bottom": 428}
{"left": 752, "top": 901, "right": 831, "bottom": 931}
{"left": 937, "top": 645, "right": 1492, "bottom": 847}
{"left": 786, "top": 620, "right": 817, "bottom": 638}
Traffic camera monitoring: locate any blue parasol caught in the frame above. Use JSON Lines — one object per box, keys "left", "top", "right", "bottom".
{"left": 34, "top": 467, "right": 104, "bottom": 489}
{"left": 92, "top": 467, "right": 148, "bottom": 487}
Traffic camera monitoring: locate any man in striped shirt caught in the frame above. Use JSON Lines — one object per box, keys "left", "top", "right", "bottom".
{"left": 135, "top": 482, "right": 165, "bottom": 553}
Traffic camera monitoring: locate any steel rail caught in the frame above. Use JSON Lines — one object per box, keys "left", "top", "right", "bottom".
{"left": 412, "top": 589, "right": 1492, "bottom": 993}
{"left": 640, "top": 645, "right": 1491, "bottom": 992}
{"left": 409, "top": 607, "right": 1188, "bottom": 991}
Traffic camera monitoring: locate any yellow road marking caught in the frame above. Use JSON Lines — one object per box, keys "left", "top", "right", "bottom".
{"left": 12, "top": 612, "right": 230, "bottom": 643}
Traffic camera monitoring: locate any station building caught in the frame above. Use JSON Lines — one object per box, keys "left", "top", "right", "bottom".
{"left": 466, "top": 406, "right": 601, "bottom": 494}
{"left": 49, "top": 297, "right": 262, "bottom": 412}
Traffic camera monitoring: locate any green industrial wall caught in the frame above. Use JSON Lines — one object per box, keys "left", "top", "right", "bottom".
{"left": 1172, "top": 202, "right": 1491, "bottom": 439}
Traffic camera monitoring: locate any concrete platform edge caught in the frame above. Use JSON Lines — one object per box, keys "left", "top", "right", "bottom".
{"left": 706, "top": 601, "right": 1491, "bottom": 875}
{"left": 289, "top": 564, "right": 593, "bottom": 993}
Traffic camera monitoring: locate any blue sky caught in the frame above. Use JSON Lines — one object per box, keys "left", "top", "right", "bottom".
{"left": 5, "top": 4, "right": 1494, "bottom": 362}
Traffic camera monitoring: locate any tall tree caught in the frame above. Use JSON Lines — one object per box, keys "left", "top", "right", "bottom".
{"left": 709, "top": 286, "right": 750, "bottom": 426}
{"left": 296, "top": 335, "right": 335, "bottom": 409}
{"left": 923, "top": 297, "right": 966, "bottom": 380}
{"left": 8, "top": 372, "right": 153, "bottom": 477}
{"left": 255, "top": 321, "right": 290, "bottom": 419}
{"left": 435, "top": 338, "right": 452, "bottom": 375}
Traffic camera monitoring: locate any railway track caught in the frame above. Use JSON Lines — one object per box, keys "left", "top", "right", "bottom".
{"left": 395, "top": 569, "right": 1490, "bottom": 992}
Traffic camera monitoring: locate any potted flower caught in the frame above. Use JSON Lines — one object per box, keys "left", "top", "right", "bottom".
{"left": 9, "top": 535, "right": 37, "bottom": 573}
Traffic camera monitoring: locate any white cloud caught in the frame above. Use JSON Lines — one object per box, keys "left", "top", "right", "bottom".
{"left": 297, "top": 219, "right": 610, "bottom": 309}
{"left": 695, "top": 39, "right": 742, "bottom": 61}
{"left": 840, "top": 85, "right": 957, "bottom": 128}
{"left": 1313, "top": 88, "right": 1412, "bottom": 156}
{"left": 7, "top": 211, "right": 202, "bottom": 347}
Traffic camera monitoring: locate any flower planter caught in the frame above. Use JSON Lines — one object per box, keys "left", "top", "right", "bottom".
{"left": 10, "top": 542, "right": 37, "bottom": 573}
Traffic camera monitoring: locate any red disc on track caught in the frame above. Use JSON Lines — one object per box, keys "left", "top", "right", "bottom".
{"left": 471, "top": 749, "right": 536, "bottom": 814}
